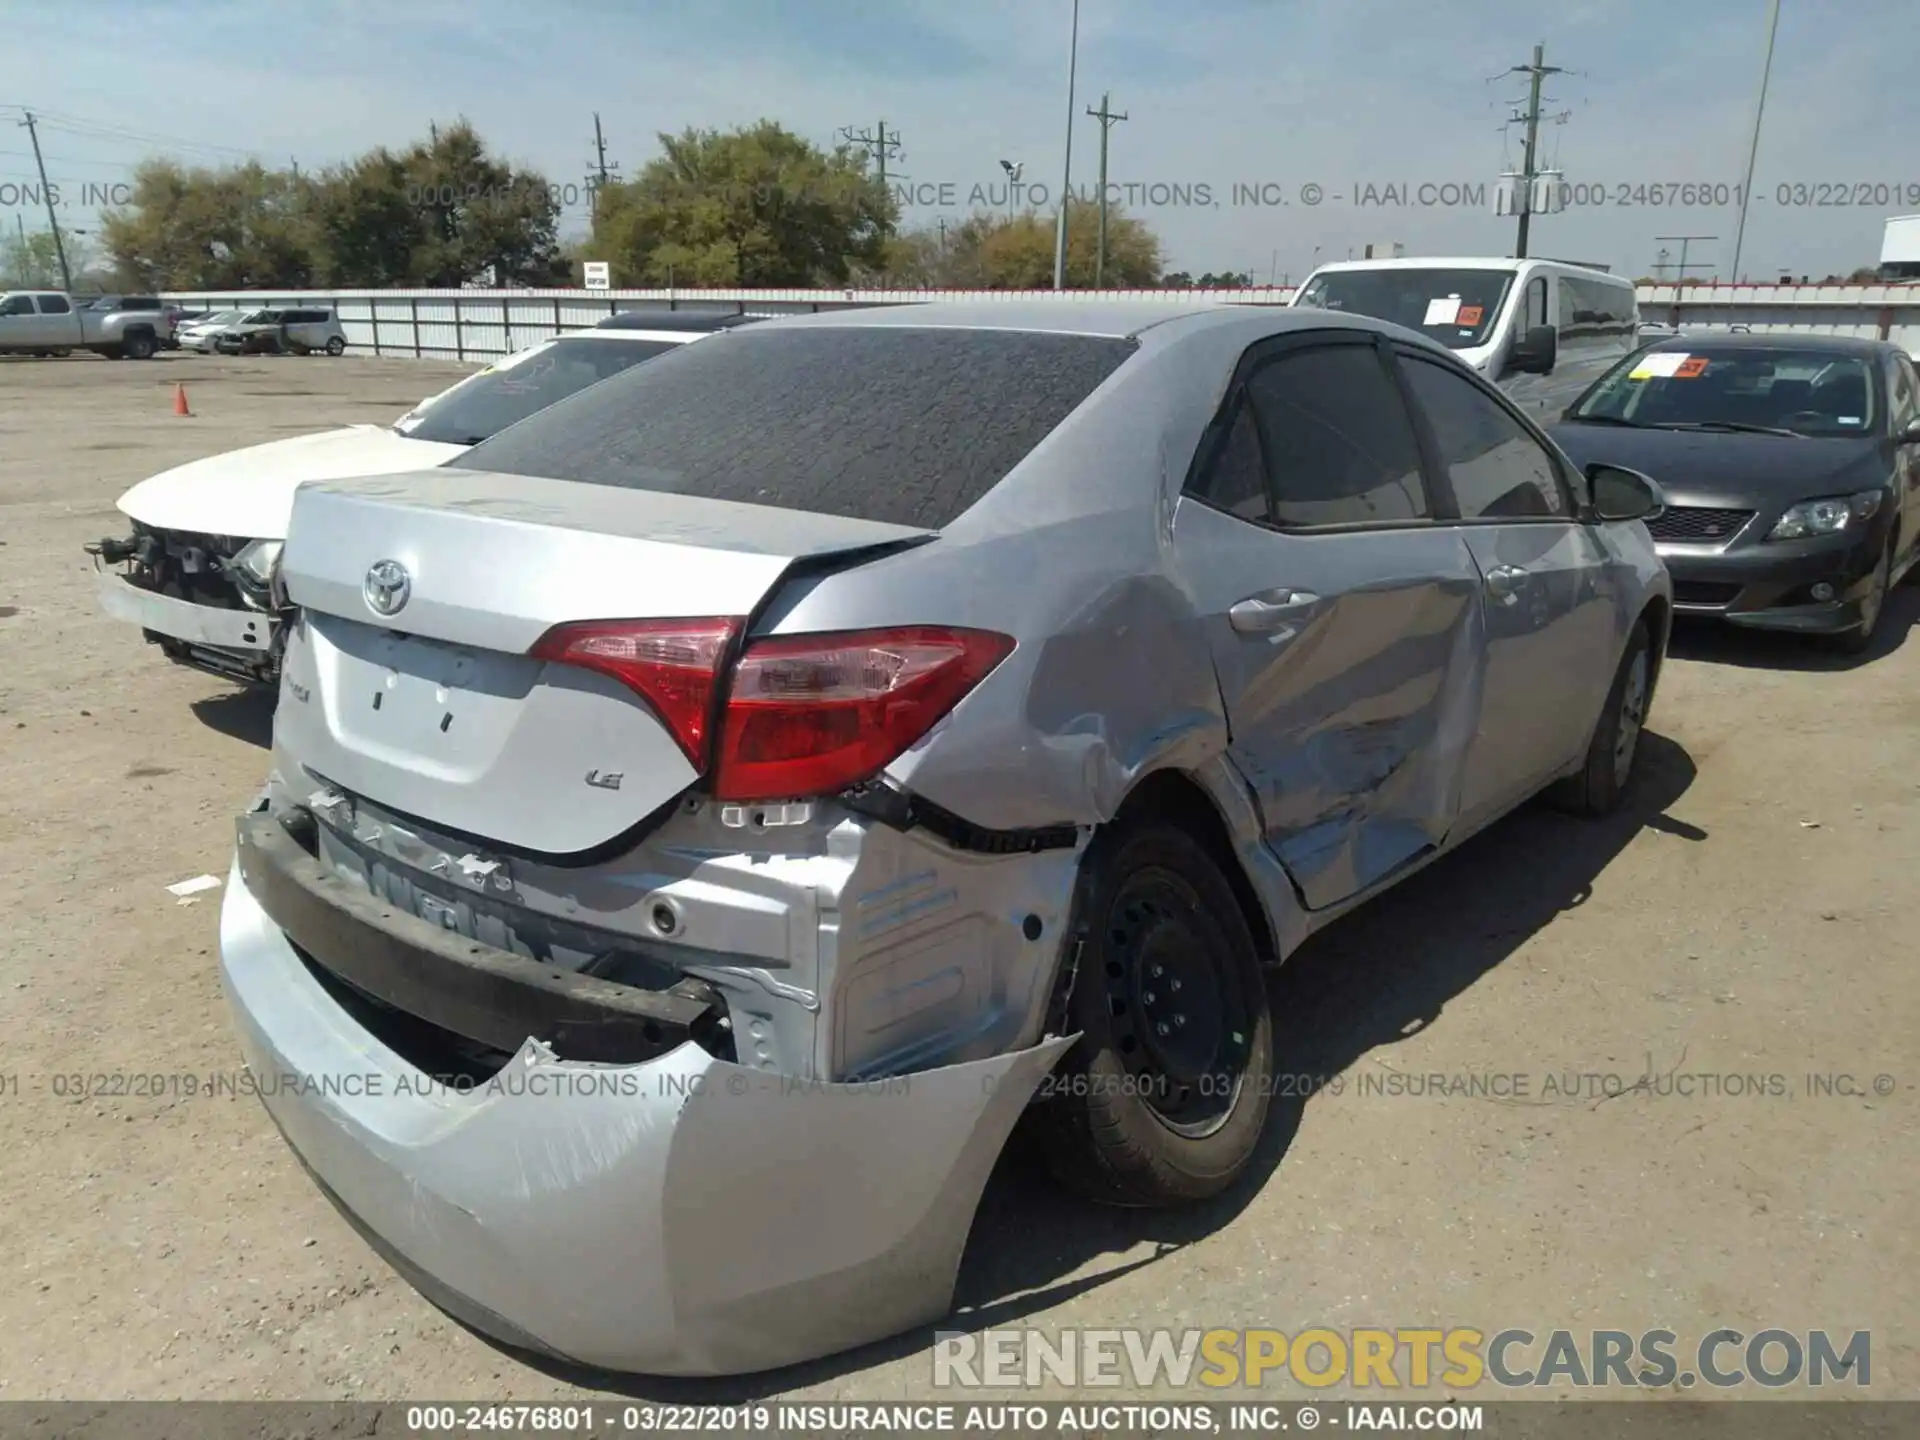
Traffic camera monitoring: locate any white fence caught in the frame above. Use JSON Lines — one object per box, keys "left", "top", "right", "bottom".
{"left": 159, "top": 282, "right": 1920, "bottom": 361}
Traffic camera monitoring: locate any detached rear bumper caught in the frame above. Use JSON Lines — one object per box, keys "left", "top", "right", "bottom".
{"left": 218, "top": 812, "right": 1071, "bottom": 1375}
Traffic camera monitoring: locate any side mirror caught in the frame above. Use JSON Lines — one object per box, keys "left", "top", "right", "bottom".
{"left": 1506, "top": 324, "right": 1558, "bottom": 376}
{"left": 1587, "top": 463, "right": 1665, "bottom": 524}
{"left": 1899, "top": 419, "right": 1920, "bottom": 447}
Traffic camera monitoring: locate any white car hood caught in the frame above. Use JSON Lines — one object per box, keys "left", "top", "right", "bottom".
{"left": 116, "top": 425, "right": 471, "bottom": 539}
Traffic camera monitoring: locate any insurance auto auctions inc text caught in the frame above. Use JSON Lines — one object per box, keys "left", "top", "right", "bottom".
{"left": 933, "top": 1327, "right": 1869, "bottom": 1391}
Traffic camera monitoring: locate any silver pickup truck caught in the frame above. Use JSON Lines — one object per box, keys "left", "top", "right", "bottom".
{"left": 0, "top": 290, "right": 174, "bottom": 359}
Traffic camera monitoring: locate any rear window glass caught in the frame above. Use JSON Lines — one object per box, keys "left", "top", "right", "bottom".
{"left": 456, "top": 326, "right": 1138, "bottom": 529}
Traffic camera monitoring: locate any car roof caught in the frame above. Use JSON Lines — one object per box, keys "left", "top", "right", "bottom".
{"left": 594, "top": 310, "right": 765, "bottom": 333}
{"left": 1305, "top": 255, "right": 1629, "bottom": 281}
{"left": 726, "top": 299, "right": 1406, "bottom": 346}
{"left": 1641, "top": 331, "right": 1896, "bottom": 357}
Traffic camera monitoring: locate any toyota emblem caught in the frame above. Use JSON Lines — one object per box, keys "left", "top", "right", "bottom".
{"left": 363, "top": 559, "right": 412, "bottom": 617}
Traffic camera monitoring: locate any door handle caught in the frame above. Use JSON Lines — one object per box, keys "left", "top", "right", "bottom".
{"left": 1229, "top": 589, "right": 1321, "bottom": 634}
{"left": 1483, "top": 564, "right": 1528, "bottom": 604}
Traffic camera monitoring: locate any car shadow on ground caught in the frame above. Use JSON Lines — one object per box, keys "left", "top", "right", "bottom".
{"left": 190, "top": 686, "right": 275, "bottom": 748}
{"left": 465, "top": 731, "right": 1699, "bottom": 1400}
{"left": 1666, "top": 582, "right": 1920, "bottom": 672}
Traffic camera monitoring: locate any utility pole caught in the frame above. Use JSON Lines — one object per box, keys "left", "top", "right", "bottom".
{"left": 1655, "top": 233, "right": 1718, "bottom": 323}
{"left": 1507, "top": 43, "right": 1565, "bottom": 260}
{"left": 18, "top": 111, "right": 71, "bottom": 292}
{"left": 1655, "top": 234, "right": 1719, "bottom": 288}
{"left": 1729, "top": 0, "right": 1781, "bottom": 285}
{"left": 1086, "top": 91, "right": 1128, "bottom": 287}
{"left": 587, "top": 113, "right": 620, "bottom": 224}
{"left": 840, "top": 120, "right": 904, "bottom": 194}
{"left": 1052, "top": 0, "right": 1081, "bottom": 289}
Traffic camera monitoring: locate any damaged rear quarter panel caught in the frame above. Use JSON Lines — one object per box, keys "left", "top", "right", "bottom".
{"left": 756, "top": 327, "right": 1246, "bottom": 835}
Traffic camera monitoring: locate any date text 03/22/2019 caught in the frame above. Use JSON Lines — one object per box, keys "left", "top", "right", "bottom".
{"left": 1338, "top": 180, "right": 1920, "bottom": 208}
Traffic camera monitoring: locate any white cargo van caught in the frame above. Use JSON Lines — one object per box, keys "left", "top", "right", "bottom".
{"left": 1290, "top": 256, "right": 1641, "bottom": 418}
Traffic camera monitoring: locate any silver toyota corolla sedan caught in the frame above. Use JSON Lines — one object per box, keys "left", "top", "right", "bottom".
{"left": 218, "top": 301, "right": 1671, "bottom": 1376}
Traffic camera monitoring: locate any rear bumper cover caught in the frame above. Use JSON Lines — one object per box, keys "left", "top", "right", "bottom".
{"left": 218, "top": 815, "right": 1072, "bottom": 1375}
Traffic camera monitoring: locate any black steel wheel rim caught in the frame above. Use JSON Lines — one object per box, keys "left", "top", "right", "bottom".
{"left": 1099, "top": 866, "right": 1253, "bottom": 1136}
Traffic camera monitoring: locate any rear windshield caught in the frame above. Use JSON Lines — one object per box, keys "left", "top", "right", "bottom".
{"left": 455, "top": 326, "right": 1138, "bottom": 529}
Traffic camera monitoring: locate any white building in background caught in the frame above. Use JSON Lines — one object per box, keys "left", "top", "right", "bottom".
{"left": 1882, "top": 216, "right": 1920, "bottom": 279}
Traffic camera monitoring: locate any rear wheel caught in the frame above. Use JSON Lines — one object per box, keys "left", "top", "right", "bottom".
{"left": 1029, "top": 818, "right": 1273, "bottom": 1207}
{"left": 325, "top": 336, "right": 346, "bottom": 356}
{"left": 122, "top": 331, "right": 158, "bottom": 361}
{"left": 1548, "top": 620, "right": 1651, "bottom": 816}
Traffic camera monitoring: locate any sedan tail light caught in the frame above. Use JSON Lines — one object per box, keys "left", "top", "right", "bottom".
{"left": 529, "top": 620, "right": 1013, "bottom": 802}
{"left": 714, "top": 627, "right": 1014, "bottom": 802}
{"left": 529, "top": 618, "right": 742, "bottom": 769}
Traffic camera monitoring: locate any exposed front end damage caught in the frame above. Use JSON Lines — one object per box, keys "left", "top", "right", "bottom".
{"left": 87, "top": 523, "right": 284, "bottom": 684}
{"left": 219, "top": 759, "right": 1085, "bottom": 1373}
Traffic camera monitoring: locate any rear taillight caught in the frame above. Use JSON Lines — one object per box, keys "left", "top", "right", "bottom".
{"left": 713, "top": 627, "right": 1014, "bottom": 803}
{"left": 529, "top": 618, "right": 741, "bottom": 769}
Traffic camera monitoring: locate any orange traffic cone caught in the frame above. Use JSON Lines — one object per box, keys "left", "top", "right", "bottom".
{"left": 172, "top": 383, "right": 191, "bottom": 417}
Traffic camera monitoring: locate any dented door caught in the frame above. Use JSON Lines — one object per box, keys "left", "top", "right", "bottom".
{"left": 1173, "top": 334, "right": 1486, "bottom": 912}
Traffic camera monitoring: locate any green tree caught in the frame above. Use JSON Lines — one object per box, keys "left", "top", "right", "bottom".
{"left": 0, "top": 227, "right": 88, "bottom": 288}
{"left": 591, "top": 121, "right": 893, "bottom": 286}
{"left": 101, "top": 159, "right": 315, "bottom": 289}
{"left": 863, "top": 200, "right": 1163, "bottom": 288}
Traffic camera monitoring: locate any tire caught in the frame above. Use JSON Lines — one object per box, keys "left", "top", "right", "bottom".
{"left": 1028, "top": 818, "right": 1274, "bottom": 1207}
{"left": 1548, "top": 619, "right": 1652, "bottom": 816}
{"left": 325, "top": 336, "right": 346, "bottom": 356}
{"left": 1823, "top": 543, "right": 1891, "bottom": 655}
{"left": 122, "top": 332, "right": 157, "bottom": 361}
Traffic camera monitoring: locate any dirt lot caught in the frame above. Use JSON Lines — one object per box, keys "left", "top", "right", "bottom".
{"left": 1, "top": 351, "right": 1915, "bottom": 1403}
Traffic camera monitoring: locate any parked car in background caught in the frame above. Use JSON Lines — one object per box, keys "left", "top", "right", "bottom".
{"left": 1551, "top": 333, "right": 1920, "bottom": 654}
{"left": 0, "top": 290, "right": 172, "bottom": 358}
{"left": 178, "top": 308, "right": 249, "bottom": 351}
{"left": 218, "top": 301, "right": 1670, "bottom": 1376}
{"left": 87, "top": 311, "right": 763, "bottom": 685}
{"left": 213, "top": 307, "right": 349, "bottom": 356}
{"left": 1291, "top": 256, "right": 1641, "bottom": 419}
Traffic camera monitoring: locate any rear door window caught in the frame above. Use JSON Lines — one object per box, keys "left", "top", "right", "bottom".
{"left": 36, "top": 294, "right": 71, "bottom": 315}
{"left": 1243, "top": 341, "right": 1430, "bottom": 526}
{"left": 1183, "top": 399, "right": 1271, "bottom": 523}
{"left": 458, "top": 327, "right": 1138, "bottom": 529}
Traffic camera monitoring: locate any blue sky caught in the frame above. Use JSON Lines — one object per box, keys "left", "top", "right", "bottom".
{"left": 1, "top": 0, "right": 1914, "bottom": 282}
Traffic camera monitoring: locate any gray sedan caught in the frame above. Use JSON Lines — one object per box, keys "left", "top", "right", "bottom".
{"left": 218, "top": 301, "right": 1671, "bottom": 1375}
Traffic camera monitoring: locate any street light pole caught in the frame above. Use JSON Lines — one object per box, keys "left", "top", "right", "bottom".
{"left": 1052, "top": 0, "right": 1080, "bottom": 290}
{"left": 1729, "top": 0, "right": 1782, "bottom": 286}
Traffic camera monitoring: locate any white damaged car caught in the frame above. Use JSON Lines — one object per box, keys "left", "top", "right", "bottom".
{"left": 87, "top": 312, "right": 763, "bottom": 685}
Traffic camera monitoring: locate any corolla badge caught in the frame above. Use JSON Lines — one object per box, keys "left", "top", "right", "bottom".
{"left": 363, "top": 559, "right": 412, "bottom": 616}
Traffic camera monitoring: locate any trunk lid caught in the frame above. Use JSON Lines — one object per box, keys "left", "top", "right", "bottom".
{"left": 275, "top": 467, "right": 933, "bottom": 855}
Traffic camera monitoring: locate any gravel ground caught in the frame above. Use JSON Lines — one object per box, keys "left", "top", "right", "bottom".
{"left": 1, "top": 350, "right": 1914, "bottom": 1403}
